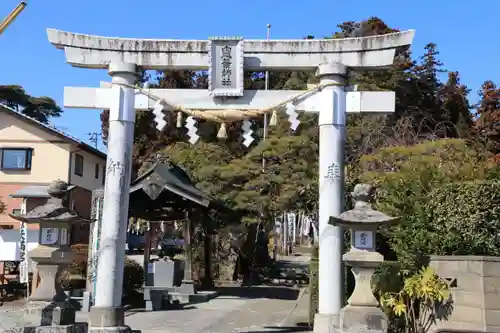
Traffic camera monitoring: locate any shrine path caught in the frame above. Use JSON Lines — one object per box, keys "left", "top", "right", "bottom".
{"left": 0, "top": 254, "right": 312, "bottom": 333}
{"left": 118, "top": 286, "right": 310, "bottom": 333}
{"left": 94, "top": 253, "right": 311, "bottom": 333}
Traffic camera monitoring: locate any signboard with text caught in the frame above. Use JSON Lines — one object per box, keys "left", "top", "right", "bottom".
{"left": 19, "top": 222, "right": 28, "bottom": 283}
{"left": 208, "top": 37, "right": 244, "bottom": 97}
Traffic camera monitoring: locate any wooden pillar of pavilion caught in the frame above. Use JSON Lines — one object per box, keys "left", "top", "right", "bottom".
{"left": 142, "top": 221, "right": 152, "bottom": 285}
{"left": 180, "top": 209, "right": 195, "bottom": 294}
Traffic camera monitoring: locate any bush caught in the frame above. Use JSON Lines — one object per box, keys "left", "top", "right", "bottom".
{"left": 59, "top": 244, "right": 89, "bottom": 290}
{"left": 59, "top": 256, "right": 144, "bottom": 305}
{"left": 372, "top": 261, "right": 405, "bottom": 333}
{"left": 59, "top": 261, "right": 87, "bottom": 290}
{"left": 123, "top": 257, "right": 144, "bottom": 299}
{"left": 426, "top": 180, "right": 500, "bottom": 256}
{"left": 308, "top": 245, "right": 319, "bottom": 327}
{"left": 380, "top": 267, "right": 452, "bottom": 333}
{"left": 372, "top": 261, "right": 403, "bottom": 297}
{"left": 359, "top": 139, "right": 497, "bottom": 268}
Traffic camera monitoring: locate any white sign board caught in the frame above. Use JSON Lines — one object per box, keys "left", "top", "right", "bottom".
{"left": 19, "top": 222, "right": 28, "bottom": 283}
{"left": 353, "top": 230, "right": 374, "bottom": 249}
{"left": 40, "top": 228, "right": 59, "bottom": 245}
{"left": 208, "top": 37, "right": 244, "bottom": 97}
{"left": 90, "top": 197, "right": 103, "bottom": 281}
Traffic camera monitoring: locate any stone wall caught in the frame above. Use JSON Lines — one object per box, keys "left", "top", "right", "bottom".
{"left": 429, "top": 255, "right": 500, "bottom": 332}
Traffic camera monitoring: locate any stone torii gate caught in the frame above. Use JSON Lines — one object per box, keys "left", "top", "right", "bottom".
{"left": 47, "top": 28, "right": 414, "bottom": 333}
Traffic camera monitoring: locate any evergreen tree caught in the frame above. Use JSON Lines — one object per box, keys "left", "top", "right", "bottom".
{"left": 409, "top": 43, "right": 446, "bottom": 134}
{"left": 97, "top": 17, "right": 476, "bottom": 218}
{"left": 475, "top": 80, "right": 500, "bottom": 155}
{"left": 0, "top": 85, "right": 62, "bottom": 123}
{"left": 439, "top": 71, "right": 472, "bottom": 138}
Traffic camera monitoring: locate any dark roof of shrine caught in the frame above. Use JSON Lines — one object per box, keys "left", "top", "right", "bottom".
{"left": 129, "top": 161, "right": 220, "bottom": 209}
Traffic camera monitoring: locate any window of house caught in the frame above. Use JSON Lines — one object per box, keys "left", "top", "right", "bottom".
{"left": 74, "top": 154, "right": 84, "bottom": 176}
{"left": 0, "top": 148, "right": 33, "bottom": 170}
{"left": 11, "top": 208, "right": 21, "bottom": 216}
{"left": 94, "top": 163, "right": 100, "bottom": 179}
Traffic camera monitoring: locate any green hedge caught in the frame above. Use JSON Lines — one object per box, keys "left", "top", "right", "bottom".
{"left": 358, "top": 139, "right": 498, "bottom": 268}
{"left": 123, "top": 257, "right": 144, "bottom": 297}
{"left": 426, "top": 180, "right": 500, "bottom": 256}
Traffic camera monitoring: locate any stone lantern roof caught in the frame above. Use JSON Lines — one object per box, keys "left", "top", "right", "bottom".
{"left": 329, "top": 183, "right": 399, "bottom": 229}
{"left": 9, "top": 179, "right": 90, "bottom": 224}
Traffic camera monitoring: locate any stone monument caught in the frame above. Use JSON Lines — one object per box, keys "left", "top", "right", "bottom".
{"left": 329, "top": 184, "right": 399, "bottom": 333}
{"left": 9, "top": 180, "right": 89, "bottom": 333}
{"left": 47, "top": 28, "right": 414, "bottom": 332}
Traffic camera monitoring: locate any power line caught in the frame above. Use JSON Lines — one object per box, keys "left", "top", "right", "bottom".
{"left": 87, "top": 132, "right": 101, "bottom": 149}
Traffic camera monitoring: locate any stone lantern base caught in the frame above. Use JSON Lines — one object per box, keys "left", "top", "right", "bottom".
{"left": 25, "top": 301, "right": 76, "bottom": 325}
{"left": 22, "top": 246, "right": 80, "bottom": 332}
{"left": 22, "top": 301, "right": 85, "bottom": 333}
{"left": 340, "top": 305, "right": 387, "bottom": 333}
{"left": 339, "top": 251, "right": 388, "bottom": 333}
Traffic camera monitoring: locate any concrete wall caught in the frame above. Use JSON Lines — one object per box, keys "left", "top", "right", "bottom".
{"left": 430, "top": 255, "right": 500, "bottom": 332}
{"left": 0, "top": 112, "right": 71, "bottom": 184}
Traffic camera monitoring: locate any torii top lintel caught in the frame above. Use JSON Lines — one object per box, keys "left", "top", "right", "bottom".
{"left": 46, "top": 29, "right": 415, "bottom": 71}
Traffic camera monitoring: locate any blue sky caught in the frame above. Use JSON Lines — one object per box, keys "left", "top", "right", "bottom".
{"left": 1, "top": 0, "right": 498, "bottom": 151}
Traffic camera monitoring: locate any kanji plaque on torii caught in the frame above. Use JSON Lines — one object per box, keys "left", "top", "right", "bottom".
{"left": 47, "top": 28, "right": 414, "bottom": 333}
{"left": 207, "top": 37, "right": 244, "bottom": 97}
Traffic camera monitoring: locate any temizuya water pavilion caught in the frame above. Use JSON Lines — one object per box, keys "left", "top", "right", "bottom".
{"left": 87, "top": 161, "right": 230, "bottom": 315}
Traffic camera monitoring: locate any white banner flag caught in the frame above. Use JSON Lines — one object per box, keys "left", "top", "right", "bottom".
{"left": 19, "top": 221, "right": 28, "bottom": 283}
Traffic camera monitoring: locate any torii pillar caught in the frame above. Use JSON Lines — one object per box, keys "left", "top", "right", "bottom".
{"left": 47, "top": 29, "right": 414, "bottom": 333}
{"left": 315, "top": 62, "right": 348, "bottom": 331}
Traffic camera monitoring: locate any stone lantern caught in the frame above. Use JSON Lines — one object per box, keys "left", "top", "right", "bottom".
{"left": 329, "top": 184, "right": 399, "bottom": 333}
{"left": 9, "top": 179, "right": 89, "bottom": 330}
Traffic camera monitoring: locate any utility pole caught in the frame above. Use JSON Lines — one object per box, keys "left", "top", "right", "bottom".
{"left": 87, "top": 132, "right": 101, "bottom": 149}
{"left": 260, "top": 24, "right": 280, "bottom": 261}
{"left": 262, "top": 23, "right": 271, "bottom": 171}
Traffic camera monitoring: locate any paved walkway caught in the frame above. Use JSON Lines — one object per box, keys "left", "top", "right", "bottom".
{"left": 1, "top": 254, "right": 312, "bottom": 333}
{"left": 116, "top": 286, "right": 310, "bottom": 333}
{"left": 107, "top": 253, "right": 312, "bottom": 333}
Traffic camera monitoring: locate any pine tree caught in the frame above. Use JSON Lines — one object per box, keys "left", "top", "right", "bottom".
{"left": 475, "top": 80, "right": 500, "bottom": 155}
{"left": 439, "top": 71, "right": 472, "bottom": 138}
{"left": 0, "top": 85, "right": 62, "bottom": 123}
{"left": 410, "top": 43, "right": 446, "bottom": 134}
